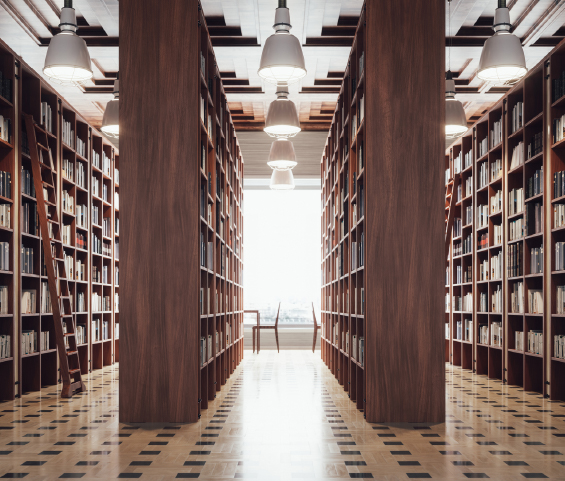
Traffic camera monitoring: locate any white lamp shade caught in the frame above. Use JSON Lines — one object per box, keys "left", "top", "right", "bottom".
{"left": 270, "top": 168, "right": 295, "bottom": 191}
{"left": 445, "top": 78, "right": 467, "bottom": 139}
{"left": 267, "top": 138, "right": 297, "bottom": 170}
{"left": 446, "top": 99, "right": 468, "bottom": 139}
{"left": 477, "top": 7, "right": 527, "bottom": 83}
{"left": 43, "top": 8, "right": 92, "bottom": 83}
{"left": 258, "top": 33, "right": 307, "bottom": 85}
{"left": 264, "top": 98, "right": 301, "bottom": 138}
{"left": 101, "top": 98, "right": 119, "bottom": 137}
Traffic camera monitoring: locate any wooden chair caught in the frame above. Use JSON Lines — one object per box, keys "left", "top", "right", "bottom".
{"left": 252, "top": 302, "right": 281, "bottom": 353}
{"left": 312, "top": 302, "right": 321, "bottom": 353}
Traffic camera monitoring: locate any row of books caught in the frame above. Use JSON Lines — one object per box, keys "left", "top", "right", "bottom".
{"left": 76, "top": 137, "right": 86, "bottom": 158}
{"left": 527, "top": 330, "right": 543, "bottom": 355}
{"left": 526, "top": 202, "right": 543, "bottom": 236}
{"left": 0, "top": 334, "right": 10, "bottom": 359}
{"left": 21, "top": 246, "right": 34, "bottom": 274}
{"left": 0, "top": 70, "right": 13, "bottom": 103}
{"left": 509, "top": 187, "right": 524, "bottom": 216}
{"left": 465, "top": 176, "right": 473, "bottom": 198}
{"left": 528, "top": 289, "right": 543, "bottom": 314}
{"left": 463, "top": 233, "right": 472, "bottom": 255}
{"left": 478, "top": 136, "right": 488, "bottom": 158}
{"left": 478, "top": 232, "right": 488, "bottom": 250}
{"left": 491, "top": 189, "right": 502, "bottom": 214}
{"left": 465, "top": 204, "right": 473, "bottom": 225}
{"left": 509, "top": 218, "right": 523, "bottom": 241}
{"left": 62, "top": 158, "right": 74, "bottom": 182}
{"left": 21, "top": 167, "right": 35, "bottom": 198}
{"left": 0, "top": 242, "right": 9, "bottom": 271}
{"left": 491, "top": 321, "right": 503, "bottom": 346}
{"left": 492, "top": 285, "right": 502, "bottom": 313}
{"left": 526, "top": 168, "right": 543, "bottom": 199}
{"left": 478, "top": 161, "right": 488, "bottom": 189}
{"left": 350, "top": 238, "right": 364, "bottom": 270}
{"left": 41, "top": 101, "right": 53, "bottom": 134}
{"left": 0, "top": 115, "right": 11, "bottom": 144}
{"left": 351, "top": 335, "right": 364, "bottom": 366}
{"left": 511, "top": 281, "right": 524, "bottom": 313}
{"left": 40, "top": 282, "right": 52, "bottom": 314}
{"left": 22, "top": 202, "right": 37, "bottom": 236}
{"left": 530, "top": 247, "right": 543, "bottom": 275}
{"left": 510, "top": 141, "right": 524, "bottom": 169}
{"left": 553, "top": 71, "right": 565, "bottom": 103}
{"left": 511, "top": 102, "right": 524, "bottom": 134}
{"left": 200, "top": 334, "right": 213, "bottom": 366}
{"left": 479, "top": 324, "right": 488, "bottom": 345}
{"left": 62, "top": 189, "right": 74, "bottom": 214}
{"left": 479, "top": 291, "right": 487, "bottom": 311}
{"left": 554, "top": 204, "right": 565, "bottom": 229}
{"left": 0, "top": 171, "right": 11, "bottom": 199}
{"left": 491, "top": 158, "right": 502, "bottom": 182}
{"left": 455, "top": 318, "right": 473, "bottom": 342}
{"left": 92, "top": 176, "right": 100, "bottom": 198}
{"left": 490, "top": 118, "right": 502, "bottom": 149}
{"left": 527, "top": 132, "right": 543, "bottom": 159}
{"left": 555, "top": 242, "right": 565, "bottom": 271}
{"left": 555, "top": 335, "right": 565, "bottom": 359}
{"left": 92, "top": 293, "right": 111, "bottom": 312}
{"left": 62, "top": 119, "right": 74, "bottom": 149}
{"left": 493, "top": 224, "right": 502, "bottom": 246}
{"left": 22, "top": 330, "right": 39, "bottom": 354}
{"left": 477, "top": 204, "right": 488, "bottom": 229}
{"left": 91, "top": 318, "right": 110, "bottom": 342}
{"left": 22, "top": 289, "right": 36, "bottom": 314}
{"left": 554, "top": 171, "right": 565, "bottom": 199}
{"left": 0, "top": 285, "right": 7, "bottom": 314}
{"left": 464, "top": 149, "right": 473, "bottom": 170}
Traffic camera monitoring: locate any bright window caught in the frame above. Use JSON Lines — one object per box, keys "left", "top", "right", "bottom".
{"left": 243, "top": 189, "right": 321, "bottom": 327}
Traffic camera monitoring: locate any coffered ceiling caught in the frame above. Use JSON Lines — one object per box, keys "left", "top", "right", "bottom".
{"left": 1, "top": 0, "right": 565, "bottom": 176}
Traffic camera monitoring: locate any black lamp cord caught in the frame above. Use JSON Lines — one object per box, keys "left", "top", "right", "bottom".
{"left": 499, "top": 0, "right": 506, "bottom": 8}
{"left": 65, "top": 0, "right": 72, "bottom": 8}
{"left": 279, "top": 0, "right": 286, "bottom": 8}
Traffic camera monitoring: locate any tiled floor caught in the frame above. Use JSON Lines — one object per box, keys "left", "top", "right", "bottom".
{"left": 0, "top": 350, "right": 564, "bottom": 480}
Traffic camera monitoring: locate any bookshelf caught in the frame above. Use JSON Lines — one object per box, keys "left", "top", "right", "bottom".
{"left": 119, "top": 0, "right": 244, "bottom": 423}
{"left": 321, "top": 0, "right": 444, "bottom": 422}
{"left": 0, "top": 39, "right": 120, "bottom": 401}
{"left": 445, "top": 40, "right": 565, "bottom": 401}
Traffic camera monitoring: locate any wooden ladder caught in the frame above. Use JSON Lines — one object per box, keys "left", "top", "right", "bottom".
{"left": 445, "top": 171, "right": 461, "bottom": 260}
{"left": 24, "top": 114, "right": 85, "bottom": 398}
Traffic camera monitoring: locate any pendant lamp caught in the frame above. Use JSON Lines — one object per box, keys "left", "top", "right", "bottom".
{"left": 270, "top": 167, "right": 295, "bottom": 191}
{"left": 258, "top": 0, "right": 306, "bottom": 85}
{"left": 267, "top": 138, "right": 298, "bottom": 170}
{"left": 43, "top": 0, "right": 93, "bottom": 84}
{"left": 264, "top": 83, "right": 301, "bottom": 138}
{"left": 445, "top": 71, "right": 467, "bottom": 139}
{"left": 101, "top": 75, "right": 119, "bottom": 138}
{"left": 445, "top": 0, "right": 467, "bottom": 139}
{"left": 477, "top": 0, "right": 527, "bottom": 83}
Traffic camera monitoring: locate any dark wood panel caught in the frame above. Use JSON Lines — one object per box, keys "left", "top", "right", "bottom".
{"left": 365, "top": 0, "right": 445, "bottom": 423}
{"left": 119, "top": 0, "right": 199, "bottom": 423}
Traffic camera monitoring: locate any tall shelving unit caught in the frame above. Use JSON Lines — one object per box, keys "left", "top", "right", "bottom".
{"left": 0, "top": 39, "right": 120, "bottom": 401}
{"left": 445, "top": 40, "right": 565, "bottom": 402}
{"left": 198, "top": 7, "right": 244, "bottom": 417}
{"left": 320, "top": 5, "right": 366, "bottom": 412}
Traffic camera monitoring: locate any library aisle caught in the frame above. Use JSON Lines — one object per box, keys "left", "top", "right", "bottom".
{"left": 0, "top": 353, "right": 563, "bottom": 480}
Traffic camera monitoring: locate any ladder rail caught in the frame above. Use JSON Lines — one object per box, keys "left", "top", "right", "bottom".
{"left": 445, "top": 172, "right": 461, "bottom": 260}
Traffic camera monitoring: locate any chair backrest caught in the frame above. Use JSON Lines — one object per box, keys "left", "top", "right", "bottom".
{"left": 274, "top": 302, "right": 281, "bottom": 327}
{"left": 312, "top": 302, "right": 317, "bottom": 328}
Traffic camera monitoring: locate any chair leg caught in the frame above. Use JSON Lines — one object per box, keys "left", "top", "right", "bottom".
{"left": 312, "top": 326, "right": 317, "bottom": 353}
{"left": 275, "top": 327, "right": 279, "bottom": 353}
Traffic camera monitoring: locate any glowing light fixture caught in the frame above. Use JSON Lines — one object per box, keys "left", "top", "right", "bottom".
{"left": 477, "top": 0, "right": 527, "bottom": 83}
{"left": 270, "top": 167, "right": 295, "bottom": 191}
{"left": 101, "top": 75, "right": 119, "bottom": 138}
{"left": 445, "top": 71, "right": 467, "bottom": 139}
{"left": 43, "top": 0, "right": 93, "bottom": 84}
{"left": 267, "top": 138, "right": 297, "bottom": 170}
{"left": 264, "top": 83, "right": 301, "bottom": 138}
{"left": 445, "top": 0, "right": 467, "bottom": 139}
{"left": 258, "top": 0, "right": 306, "bottom": 85}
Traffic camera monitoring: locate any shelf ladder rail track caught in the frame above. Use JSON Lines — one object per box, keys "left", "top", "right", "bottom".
{"left": 24, "top": 114, "right": 85, "bottom": 398}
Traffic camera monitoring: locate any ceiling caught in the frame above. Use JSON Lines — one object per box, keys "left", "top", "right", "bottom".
{"left": 1, "top": 0, "right": 565, "bottom": 175}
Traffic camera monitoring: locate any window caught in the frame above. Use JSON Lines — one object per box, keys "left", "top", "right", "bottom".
{"left": 244, "top": 189, "right": 321, "bottom": 327}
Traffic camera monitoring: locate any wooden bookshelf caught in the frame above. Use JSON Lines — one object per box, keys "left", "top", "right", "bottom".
{"left": 321, "top": 0, "right": 444, "bottom": 422}
{"left": 120, "top": 0, "right": 244, "bottom": 423}
{"left": 0, "top": 39, "right": 120, "bottom": 401}
{"left": 445, "top": 39, "right": 565, "bottom": 402}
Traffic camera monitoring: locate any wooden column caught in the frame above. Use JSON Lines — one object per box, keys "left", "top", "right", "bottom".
{"left": 119, "top": 0, "right": 200, "bottom": 423}
{"left": 365, "top": 0, "right": 445, "bottom": 422}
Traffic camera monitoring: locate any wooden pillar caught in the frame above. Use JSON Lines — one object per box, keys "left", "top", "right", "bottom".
{"left": 365, "top": 0, "right": 445, "bottom": 422}
{"left": 119, "top": 0, "right": 200, "bottom": 423}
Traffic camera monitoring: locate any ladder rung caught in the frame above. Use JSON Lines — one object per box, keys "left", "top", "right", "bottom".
{"left": 66, "top": 350, "right": 78, "bottom": 356}
{"left": 63, "top": 332, "right": 75, "bottom": 337}
{"left": 69, "top": 368, "right": 81, "bottom": 376}
{"left": 43, "top": 181, "right": 55, "bottom": 189}
{"left": 61, "top": 314, "right": 73, "bottom": 318}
